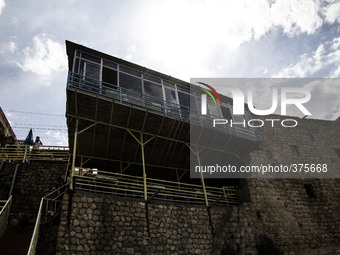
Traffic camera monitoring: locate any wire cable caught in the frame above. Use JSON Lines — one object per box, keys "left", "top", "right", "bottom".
{"left": 4, "top": 110, "right": 65, "bottom": 117}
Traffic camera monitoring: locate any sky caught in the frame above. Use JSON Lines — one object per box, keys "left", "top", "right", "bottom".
{"left": 0, "top": 0, "right": 340, "bottom": 146}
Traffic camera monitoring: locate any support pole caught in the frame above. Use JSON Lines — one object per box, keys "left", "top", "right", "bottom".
{"left": 186, "top": 144, "right": 209, "bottom": 206}
{"left": 127, "top": 130, "right": 154, "bottom": 201}
{"left": 70, "top": 118, "right": 78, "bottom": 190}
{"left": 9, "top": 164, "right": 19, "bottom": 198}
{"left": 141, "top": 134, "right": 147, "bottom": 200}
{"left": 22, "top": 146, "right": 27, "bottom": 163}
{"left": 196, "top": 150, "right": 208, "bottom": 206}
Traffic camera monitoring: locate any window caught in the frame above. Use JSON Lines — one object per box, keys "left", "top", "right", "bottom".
{"left": 102, "top": 67, "right": 117, "bottom": 89}
{"left": 164, "top": 87, "right": 177, "bottom": 105}
{"left": 144, "top": 81, "right": 163, "bottom": 98}
{"left": 144, "top": 74, "right": 161, "bottom": 84}
{"left": 83, "top": 62, "right": 100, "bottom": 80}
{"left": 290, "top": 145, "right": 300, "bottom": 157}
{"left": 82, "top": 53, "right": 101, "bottom": 64}
{"left": 163, "top": 81, "right": 175, "bottom": 89}
{"left": 221, "top": 106, "right": 232, "bottom": 120}
{"left": 120, "top": 66, "right": 141, "bottom": 77}
{"left": 103, "top": 59, "right": 117, "bottom": 69}
{"left": 119, "top": 72, "right": 141, "bottom": 92}
{"left": 178, "top": 91, "right": 190, "bottom": 119}
{"left": 207, "top": 99, "right": 220, "bottom": 117}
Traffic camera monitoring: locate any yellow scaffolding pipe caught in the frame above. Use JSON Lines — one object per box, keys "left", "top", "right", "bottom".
{"left": 126, "top": 130, "right": 154, "bottom": 201}
{"left": 140, "top": 134, "right": 147, "bottom": 200}
{"left": 70, "top": 118, "right": 78, "bottom": 190}
{"left": 186, "top": 144, "right": 209, "bottom": 206}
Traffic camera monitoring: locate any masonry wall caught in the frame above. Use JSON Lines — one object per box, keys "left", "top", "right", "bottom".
{"left": 0, "top": 161, "right": 67, "bottom": 226}
{"left": 55, "top": 117, "right": 340, "bottom": 255}
{"left": 55, "top": 180, "right": 340, "bottom": 255}
{"left": 249, "top": 115, "right": 340, "bottom": 173}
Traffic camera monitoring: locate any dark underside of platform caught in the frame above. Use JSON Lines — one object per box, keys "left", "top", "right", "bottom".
{"left": 66, "top": 89, "right": 257, "bottom": 181}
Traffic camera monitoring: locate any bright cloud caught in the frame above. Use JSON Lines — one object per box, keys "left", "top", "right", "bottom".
{"left": 276, "top": 37, "right": 340, "bottom": 78}
{"left": 0, "top": 0, "right": 5, "bottom": 15}
{"left": 137, "top": 0, "right": 326, "bottom": 54}
{"left": 129, "top": 0, "right": 337, "bottom": 81}
{"left": 17, "top": 34, "right": 67, "bottom": 76}
{"left": 323, "top": 1, "right": 340, "bottom": 24}
{"left": 7, "top": 41, "right": 17, "bottom": 53}
{"left": 44, "top": 130, "right": 68, "bottom": 146}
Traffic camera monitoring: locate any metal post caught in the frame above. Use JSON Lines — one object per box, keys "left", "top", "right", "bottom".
{"left": 196, "top": 150, "right": 209, "bottom": 206}
{"left": 22, "top": 146, "right": 27, "bottom": 163}
{"left": 9, "top": 164, "right": 20, "bottom": 198}
{"left": 186, "top": 144, "right": 209, "bottom": 206}
{"left": 70, "top": 118, "right": 78, "bottom": 190}
{"left": 141, "top": 134, "right": 147, "bottom": 200}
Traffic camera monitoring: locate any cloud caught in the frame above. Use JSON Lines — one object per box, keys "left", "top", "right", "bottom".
{"left": 0, "top": 0, "right": 5, "bottom": 15}
{"left": 44, "top": 130, "right": 68, "bottom": 146}
{"left": 17, "top": 34, "right": 67, "bottom": 76}
{"left": 322, "top": 1, "right": 340, "bottom": 24}
{"left": 275, "top": 37, "right": 340, "bottom": 78}
{"left": 7, "top": 41, "right": 17, "bottom": 53}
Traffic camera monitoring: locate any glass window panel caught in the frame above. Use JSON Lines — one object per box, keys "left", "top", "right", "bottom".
{"left": 144, "top": 81, "right": 163, "bottom": 98}
{"left": 165, "top": 87, "right": 177, "bottom": 104}
{"left": 74, "top": 58, "right": 80, "bottom": 73}
{"left": 102, "top": 67, "right": 117, "bottom": 89}
{"left": 120, "top": 65, "right": 141, "bottom": 77}
{"left": 163, "top": 81, "right": 175, "bottom": 88}
{"left": 207, "top": 100, "right": 219, "bottom": 117}
{"left": 178, "top": 92, "right": 190, "bottom": 119}
{"left": 221, "top": 106, "right": 232, "bottom": 119}
{"left": 81, "top": 53, "right": 101, "bottom": 64}
{"left": 84, "top": 62, "right": 100, "bottom": 80}
{"left": 143, "top": 74, "right": 161, "bottom": 83}
{"left": 177, "top": 85, "right": 190, "bottom": 93}
{"left": 178, "top": 92, "right": 190, "bottom": 107}
{"left": 119, "top": 72, "right": 141, "bottom": 92}
{"left": 103, "top": 59, "right": 117, "bottom": 69}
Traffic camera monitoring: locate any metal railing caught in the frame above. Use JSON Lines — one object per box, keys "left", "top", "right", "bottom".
{"left": 74, "top": 168, "right": 239, "bottom": 207}
{"left": 0, "top": 196, "right": 12, "bottom": 239}
{"left": 0, "top": 145, "right": 69, "bottom": 162}
{"left": 67, "top": 72, "right": 260, "bottom": 142}
{"left": 27, "top": 184, "right": 67, "bottom": 255}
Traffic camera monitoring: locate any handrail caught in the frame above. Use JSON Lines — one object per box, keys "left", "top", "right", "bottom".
{"left": 0, "top": 145, "right": 69, "bottom": 162}
{"left": 27, "top": 198, "right": 43, "bottom": 255}
{"left": 0, "top": 195, "right": 12, "bottom": 239}
{"left": 27, "top": 184, "right": 67, "bottom": 255}
{"left": 74, "top": 167, "right": 239, "bottom": 206}
{"left": 67, "top": 72, "right": 260, "bottom": 141}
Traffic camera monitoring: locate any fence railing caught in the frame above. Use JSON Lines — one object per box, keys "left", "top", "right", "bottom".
{"left": 27, "top": 184, "right": 67, "bottom": 255}
{"left": 0, "top": 196, "right": 12, "bottom": 239}
{"left": 67, "top": 72, "right": 260, "bottom": 142}
{"left": 0, "top": 145, "right": 69, "bottom": 162}
{"left": 74, "top": 168, "right": 239, "bottom": 207}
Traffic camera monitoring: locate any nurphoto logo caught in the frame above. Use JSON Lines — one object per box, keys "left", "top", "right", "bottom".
{"left": 199, "top": 82, "right": 312, "bottom": 128}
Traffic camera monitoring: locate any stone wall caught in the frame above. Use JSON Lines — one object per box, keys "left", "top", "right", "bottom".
{"left": 0, "top": 161, "right": 67, "bottom": 226}
{"left": 249, "top": 115, "right": 340, "bottom": 177}
{"left": 55, "top": 182, "right": 340, "bottom": 255}
{"left": 55, "top": 117, "right": 340, "bottom": 255}
{"left": 56, "top": 192, "right": 213, "bottom": 255}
